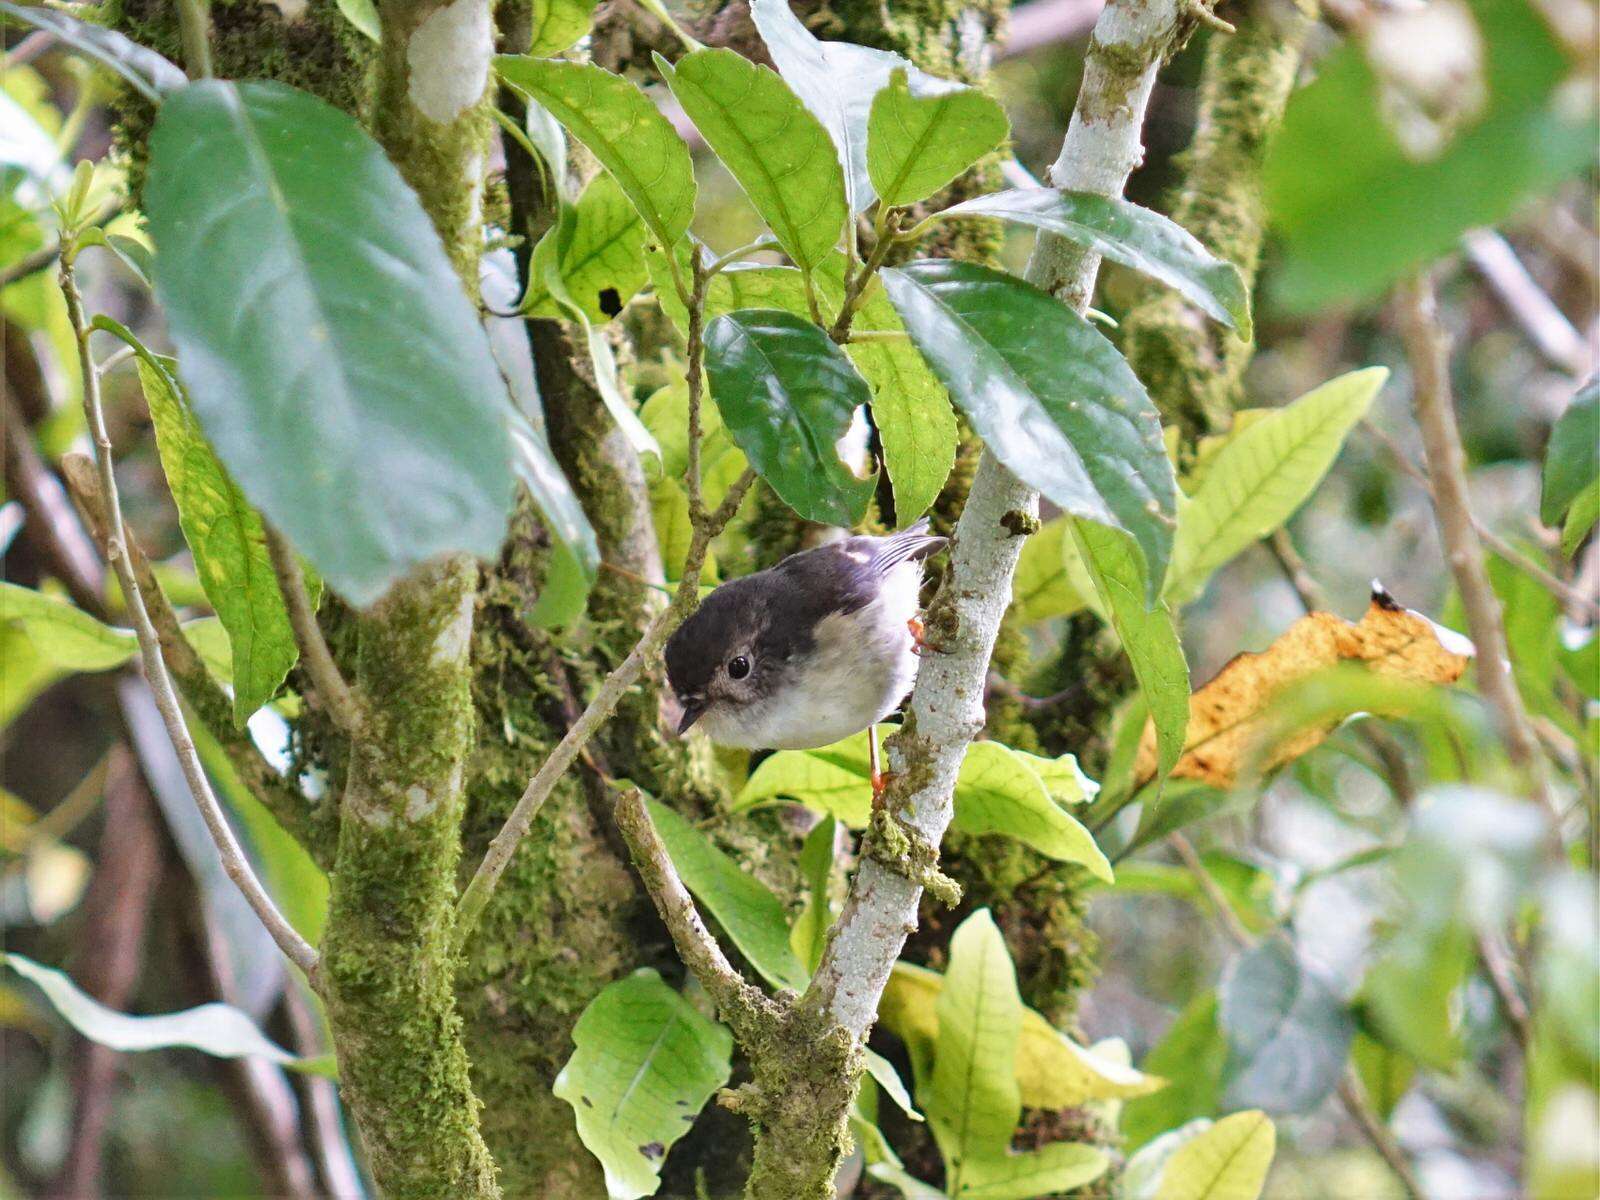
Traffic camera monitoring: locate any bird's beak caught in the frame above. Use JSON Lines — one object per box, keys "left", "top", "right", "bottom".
{"left": 675, "top": 697, "right": 706, "bottom": 736}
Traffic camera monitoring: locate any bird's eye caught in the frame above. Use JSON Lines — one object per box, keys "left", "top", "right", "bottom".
{"left": 727, "top": 655, "right": 751, "bottom": 680}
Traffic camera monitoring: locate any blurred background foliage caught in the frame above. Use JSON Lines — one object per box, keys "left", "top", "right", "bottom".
{"left": 2, "top": 0, "right": 1596, "bottom": 1196}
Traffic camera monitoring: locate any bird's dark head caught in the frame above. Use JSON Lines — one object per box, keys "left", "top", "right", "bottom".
{"left": 664, "top": 576, "right": 776, "bottom": 735}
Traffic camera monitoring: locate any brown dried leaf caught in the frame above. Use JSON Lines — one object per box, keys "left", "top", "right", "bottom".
{"left": 1135, "top": 586, "right": 1473, "bottom": 787}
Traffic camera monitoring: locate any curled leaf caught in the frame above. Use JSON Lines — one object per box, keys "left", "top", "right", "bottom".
{"left": 1136, "top": 585, "right": 1473, "bottom": 787}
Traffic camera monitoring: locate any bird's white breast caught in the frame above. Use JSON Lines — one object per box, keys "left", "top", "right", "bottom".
{"left": 701, "top": 560, "right": 924, "bottom": 750}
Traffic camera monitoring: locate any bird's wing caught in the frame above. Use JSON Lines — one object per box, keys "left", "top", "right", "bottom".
{"left": 864, "top": 516, "right": 948, "bottom": 576}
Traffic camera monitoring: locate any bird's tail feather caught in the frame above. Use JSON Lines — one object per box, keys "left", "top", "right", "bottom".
{"left": 871, "top": 516, "right": 948, "bottom": 573}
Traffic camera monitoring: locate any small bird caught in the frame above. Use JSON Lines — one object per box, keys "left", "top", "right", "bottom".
{"left": 665, "top": 519, "right": 948, "bottom": 754}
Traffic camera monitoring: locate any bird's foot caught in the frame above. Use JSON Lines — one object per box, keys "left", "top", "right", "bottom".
{"left": 908, "top": 615, "right": 945, "bottom": 656}
{"left": 872, "top": 767, "right": 893, "bottom": 805}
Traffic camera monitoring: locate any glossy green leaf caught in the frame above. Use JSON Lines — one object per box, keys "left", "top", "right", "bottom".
{"left": 0, "top": 583, "right": 136, "bottom": 670}
{"left": 496, "top": 57, "right": 696, "bottom": 250}
{"left": 145, "top": 80, "right": 515, "bottom": 607}
{"left": 864, "top": 1045, "right": 923, "bottom": 1122}
{"left": 659, "top": 48, "right": 846, "bottom": 271}
{"left": 1165, "top": 368, "right": 1387, "bottom": 604}
{"left": 529, "top": 0, "right": 597, "bottom": 57}
{"left": 884, "top": 260, "right": 1176, "bottom": 599}
{"left": 1219, "top": 939, "right": 1353, "bottom": 1115}
{"left": 790, "top": 815, "right": 837, "bottom": 975}
{"left": 94, "top": 317, "right": 305, "bottom": 726}
{"left": 1011, "top": 748, "right": 1097, "bottom": 806}
{"left": 952, "top": 742, "right": 1112, "bottom": 881}
{"left": 1073, "top": 520, "right": 1189, "bottom": 779}
{"left": 866, "top": 68, "right": 1009, "bottom": 208}
{"left": 704, "top": 307, "right": 876, "bottom": 526}
{"left": 1264, "top": 0, "right": 1595, "bottom": 311}
{"left": 1541, "top": 378, "right": 1598, "bottom": 526}
{"left": 334, "top": 0, "right": 380, "bottom": 41}
{"left": 4, "top": 953, "right": 330, "bottom": 1074}
{"left": 940, "top": 188, "right": 1250, "bottom": 337}
{"left": 0, "top": 3, "right": 184, "bottom": 102}
{"left": 553, "top": 969, "right": 733, "bottom": 1200}
{"left": 750, "top": 0, "right": 950, "bottom": 213}
{"left": 1150, "top": 1110, "right": 1275, "bottom": 1200}
{"left": 645, "top": 797, "right": 807, "bottom": 991}
{"left": 927, "top": 909, "right": 1025, "bottom": 1178}
{"left": 522, "top": 172, "right": 648, "bottom": 322}
{"left": 734, "top": 728, "right": 875, "bottom": 826}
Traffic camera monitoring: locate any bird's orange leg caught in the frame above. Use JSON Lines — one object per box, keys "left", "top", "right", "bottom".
{"left": 908, "top": 614, "right": 945, "bottom": 656}
{"left": 868, "top": 725, "right": 891, "bottom": 805}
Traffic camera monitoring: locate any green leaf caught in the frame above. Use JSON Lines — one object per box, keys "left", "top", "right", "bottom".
{"left": 940, "top": 188, "right": 1251, "bottom": 337}
{"left": 0, "top": 582, "right": 136, "bottom": 670}
{"left": 1122, "top": 992, "right": 1228, "bottom": 1152}
{"left": 959, "top": 1144, "right": 1108, "bottom": 1200}
{"left": 529, "top": 0, "right": 597, "bottom": 57}
{"left": 0, "top": 3, "right": 184, "bottom": 103}
{"left": 1350, "top": 1032, "right": 1415, "bottom": 1122}
{"left": 1562, "top": 478, "right": 1599, "bottom": 557}
{"left": 496, "top": 57, "right": 696, "bottom": 251}
{"left": 790, "top": 815, "right": 837, "bottom": 975}
{"left": 145, "top": 80, "right": 515, "bottom": 607}
{"left": 927, "top": 909, "right": 1024, "bottom": 1179}
{"left": 1264, "top": 0, "right": 1595, "bottom": 311}
{"left": 1541, "top": 378, "right": 1598, "bottom": 526}
{"left": 952, "top": 742, "right": 1112, "bottom": 881}
{"left": 866, "top": 68, "right": 1009, "bottom": 208}
{"left": 4, "top": 953, "right": 331, "bottom": 1074}
{"left": 645, "top": 797, "right": 807, "bottom": 991}
{"left": 704, "top": 307, "right": 876, "bottom": 526}
{"left": 522, "top": 171, "right": 648, "bottom": 322}
{"left": 1008, "top": 748, "right": 1097, "bottom": 807}
{"left": 1010, "top": 515, "right": 1093, "bottom": 624}
{"left": 509, "top": 412, "right": 601, "bottom": 618}
{"left": 734, "top": 729, "right": 875, "bottom": 826}
{"left": 658, "top": 48, "right": 846, "bottom": 272}
{"left": 864, "top": 1045, "right": 923, "bottom": 1122}
{"left": 1150, "top": 1110, "right": 1275, "bottom": 1200}
{"left": 94, "top": 317, "right": 305, "bottom": 726}
{"left": 883, "top": 260, "right": 1176, "bottom": 599}
{"left": 868, "top": 1164, "right": 946, "bottom": 1199}
{"left": 750, "top": 0, "right": 949, "bottom": 213}
{"left": 1165, "top": 368, "right": 1387, "bottom": 604}
{"left": 1072, "top": 520, "right": 1189, "bottom": 779}
{"left": 334, "top": 0, "right": 380, "bottom": 41}
{"left": 553, "top": 968, "right": 733, "bottom": 1200}
{"left": 1219, "top": 939, "right": 1353, "bottom": 1115}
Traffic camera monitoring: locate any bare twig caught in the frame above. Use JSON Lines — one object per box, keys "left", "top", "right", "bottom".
{"left": 1169, "top": 832, "right": 1253, "bottom": 945}
{"left": 1475, "top": 930, "right": 1534, "bottom": 1052}
{"left": 175, "top": 0, "right": 214, "bottom": 80}
{"left": 1337, "top": 1072, "right": 1429, "bottom": 1200}
{"left": 60, "top": 248, "right": 317, "bottom": 974}
{"left": 3, "top": 391, "right": 105, "bottom": 613}
{"left": 614, "top": 789, "right": 772, "bottom": 1037}
{"left": 1463, "top": 229, "right": 1592, "bottom": 377}
{"left": 1396, "top": 271, "right": 1554, "bottom": 813}
{"left": 60, "top": 453, "right": 319, "bottom": 852}
{"left": 264, "top": 524, "right": 363, "bottom": 737}
{"left": 284, "top": 986, "right": 365, "bottom": 1199}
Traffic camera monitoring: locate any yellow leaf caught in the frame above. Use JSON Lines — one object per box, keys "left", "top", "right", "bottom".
{"left": 1154, "top": 1110, "right": 1275, "bottom": 1200}
{"left": 879, "top": 963, "right": 1165, "bottom": 1108}
{"left": 1135, "top": 585, "right": 1472, "bottom": 788}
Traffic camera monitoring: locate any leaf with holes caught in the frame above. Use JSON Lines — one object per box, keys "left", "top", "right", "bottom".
{"left": 884, "top": 260, "right": 1176, "bottom": 600}
{"left": 94, "top": 317, "right": 308, "bottom": 726}
{"left": 496, "top": 57, "right": 696, "bottom": 251}
{"left": 939, "top": 189, "right": 1251, "bottom": 336}
{"left": 704, "top": 308, "right": 875, "bottom": 526}
{"left": 521, "top": 172, "right": 648, "bottom": 322}
{"left": 867, "top": 68, "right": 1008, "bottom": 208}
{"left": 145, "top": 80, "right": 515, "bottom": 606}
{"left": 554, "top": 969, "right": 733, "bottom": 1200}
{"left": 659, "top": 48, "right": 846, "bottom": 271}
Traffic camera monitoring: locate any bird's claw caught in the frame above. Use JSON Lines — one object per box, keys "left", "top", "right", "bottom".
{"left": 871, "top": 768, "right": 892, "bottom": 805}
{"left": 908, "top": 615, "right": 945, "bottom": 656}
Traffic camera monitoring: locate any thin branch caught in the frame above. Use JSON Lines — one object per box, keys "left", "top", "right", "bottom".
{"left": 1396, "top": 271, "right": 1554, "bottom": 813}
{"left": 60, "top": 249, "right": 317, "bottom": 975}
{"left": 3, "top": 390, "right": 106, "bottom": 614}
{"left": 1337, "top": 1072, "right": 1429, "bottom": 1200}
{"left": 59, "top": 452, "right": 319, "bottom": 852}
{"left": 1462, "top": 228, "right": 1592, "bottom": 377}
{"left": 614, "top": 788, "right": 772, "bottom": 1038}
{"left": 1169, "top": 833, "right": 1253, "bottom": 946}
{"left": 453, "top": 465, "right": 757, "bottom": 946}
{"left": 1475, "top": 930, "right": 1534, "bottom": 1052}
{"left": 176, "top": 0, "right": 214, "bottom": 80}
{"left": 264, "top": 525, "right": 363, "bottom": 737}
